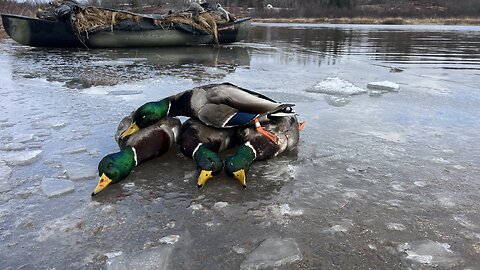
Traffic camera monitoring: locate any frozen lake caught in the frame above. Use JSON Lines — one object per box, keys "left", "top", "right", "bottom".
{"left": 1, "top": 23, "right": 479, "bottom": 269}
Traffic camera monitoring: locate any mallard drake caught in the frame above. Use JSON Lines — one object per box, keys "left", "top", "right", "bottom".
{"left": 225, "top": 115, "right": 304, "bottom": 188}
{"left": 120, "top": 82, "right": 294, "bottom": 144}
{"left": 179, "top": 118, "right": 237, "bottom": 188}
{"left": 92, "top": 114, "right": 181, "bottom": 196}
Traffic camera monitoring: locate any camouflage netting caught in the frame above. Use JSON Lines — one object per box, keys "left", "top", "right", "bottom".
{"left": 38, "top": 0, "right": 235, "bottom": 44}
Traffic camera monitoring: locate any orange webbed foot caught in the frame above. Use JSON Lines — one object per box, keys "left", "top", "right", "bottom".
{"left": 298, "top": 121, "right": 306, "bottom": 131}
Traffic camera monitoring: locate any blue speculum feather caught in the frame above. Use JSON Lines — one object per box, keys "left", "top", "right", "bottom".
{"left": 225, "top": 112, "right": 259, "bottom": 126}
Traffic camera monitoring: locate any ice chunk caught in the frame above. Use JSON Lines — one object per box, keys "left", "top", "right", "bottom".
{"left": 324, "top": 95, "right": 351, "bottom": 107}
{"left": 323, "top": 219, "right": 354, "bottom": 234}
{"left": 13, "top": 134, "right": 35, "bottom": 143}
{"left": 414, "top": 181, "right": 428, "bottom": 187}
{"left": 367, "top": 81, "right": 400, "bottom": 92}
{"left": 240, "top": 238, "right": 302, "bottom": 270}
{"left": 106, "top": 245, "right": 173, "bottom": 270}
{"left": 437, "top": 197, "right": 456, "bottom": 208}
{"left": 105, "top": 251, "right": 123, "bottom": 259}
{"left": 214, "top": 202, "right": 229, "bottom": 209}
{"left": 3, "top": 150, "right": 42, "bottom": 166}
{"left": 0, "top": 122, "right": 15, "bottom": 128}
{"left": 1, "top": 143, "right": 27, "bottom": 151}
{"left": 32, "top": 120, "right": 68, "bottom": 130}
{"left": 107, "top": 90, "right": 143, "bottom": 96}
{"left": 0, "top": 161, "right": 12, "bottom": 185}
{"left": 249, "top": 204, "right": 303, "bottom": 225}
{"left": 453, "top": 215, "right": 477, "bottom": 230}
{"left": 233, "top": 245, "right": 248, "bottom": 254}
{"left": 188, "top": 202, "right": 204, "bottom": 211}
{"left": 386, "top": 223, "right": 406, "bottom": 231}
{"left": 164, "top": 221, "right": 175, "bottom": 229}
{"left": 159, "top": 235, "right": 180, "bottom": 244}
{"left": 41, "top": 178, "right": 75, "bottom": 198}
{"left": 368, "top": 90, "right": 383, "bottom": 97}
{"left": 63, "top": 162, "right": 97, "bottom": 180}
{"left": 183, "top": 171, "right": 196, "bottom": 183}
{"left": 398, "top": 240, "right": 462, "bottom": 267}
{"left": 307, "top": 77, "right": 367, "bottom": 95}
{"left": 61, "top": 147, "right": 88, "bottom": 155}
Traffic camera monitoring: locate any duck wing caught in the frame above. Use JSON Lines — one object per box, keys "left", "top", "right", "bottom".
{"left": 198, "top": 103, "right": 294, "bottom": 128}
{"left": 205, "top": 83, "right": 292, "bottom": 114}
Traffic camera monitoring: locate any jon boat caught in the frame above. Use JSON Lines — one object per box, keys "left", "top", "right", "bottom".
{"left": 1, "top": 3, "right": 251, "bottom": 48}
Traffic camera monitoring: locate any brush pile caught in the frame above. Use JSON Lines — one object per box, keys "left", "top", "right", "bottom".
{"left": 36, "top": 0, "right": 235, "bottom": 44}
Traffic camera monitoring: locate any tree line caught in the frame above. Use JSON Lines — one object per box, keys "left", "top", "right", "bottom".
{"left": 1, "top": 0, "right": 479, "bottom": 17}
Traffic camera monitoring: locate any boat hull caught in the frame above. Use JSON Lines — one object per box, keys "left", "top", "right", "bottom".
{"left": 1, "top": 14, "right": 251, "bottom": 48}
{"left": 2, "top": 14, "right": 82, "bottom": 47}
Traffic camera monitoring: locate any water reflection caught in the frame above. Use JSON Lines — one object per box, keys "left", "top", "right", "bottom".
{"left": 249, "top": 24, "right": 480, "bottom": 70}
{"left": 11, "top": 45, "right": 251, "bottom": 88}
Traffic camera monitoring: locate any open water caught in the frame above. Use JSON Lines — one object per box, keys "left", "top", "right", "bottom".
{"left": 0, "top": 23, "right": 479, "bottom": 269}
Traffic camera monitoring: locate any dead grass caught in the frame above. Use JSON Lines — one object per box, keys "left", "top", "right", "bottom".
{"left": 253, "top": 17, "right": 480, "bottom": 25}
{"left": 0, "top": 20, "right": 7, "bottom": 39}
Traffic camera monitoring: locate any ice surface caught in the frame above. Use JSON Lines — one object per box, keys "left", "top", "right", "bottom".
{"left": 367, "top": 81, "right": 400, "bottom": 91}
{"left": 3, "top": 150, "right": 42, "bottom": 166}
{"left": 307, "top": 77, "right": 367, "bottom": 95}
{"left": 106, "top": 245, "right": 173, "bottom": 270}
{"left": 41, "top": 178, "right": 75, "bottom": 198}
{"left": 240, "top": 238, "right": 302, "bottom": 270}
{"left": 63, "top": 162, "right": 97, "bottom": 181}
{"left": 2, "top": 24, "right": 480, "bottom": 269}
{"left": 398, "top": 240, "right": 462, "bottom": 267}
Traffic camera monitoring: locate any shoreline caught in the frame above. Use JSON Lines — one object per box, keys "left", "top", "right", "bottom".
{"left": 1, "top": 16, "right": 479, "bottom": 40}
{"left": 252, "top": 17, "right": 480, "bottom": 25}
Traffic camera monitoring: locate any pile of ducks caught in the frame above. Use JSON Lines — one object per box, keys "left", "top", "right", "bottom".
{"left": 92, "top": 83, "right": 304, "bottom": 196}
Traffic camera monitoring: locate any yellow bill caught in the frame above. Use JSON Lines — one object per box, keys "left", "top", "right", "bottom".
{"left": 197, "top": 170, "right": 213, "bottom": 188}
{"left": 233, "top": 169, "right": 247, "bottom": 188}
{"left": 120, "top": 122, "right": 140, "bottom": 139}
{"left": 91, "top": 173, "right": 113, "bottom": 196}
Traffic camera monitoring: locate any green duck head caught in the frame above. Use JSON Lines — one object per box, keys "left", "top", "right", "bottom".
{"left": 194, "top": 144, "right": 223, "bottom": 188}
{"left": 121, "top": 98, "right": 170, "bottom": 139}
{"left": 92, "top": 147, "right": 136, "bottom": 196}
{"left": 224, "top": 143, "right": 256, "bottom": 188}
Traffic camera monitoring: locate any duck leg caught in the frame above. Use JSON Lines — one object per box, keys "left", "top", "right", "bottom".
{"left": 254, "top": 118, "right": 278, "bottom": 144}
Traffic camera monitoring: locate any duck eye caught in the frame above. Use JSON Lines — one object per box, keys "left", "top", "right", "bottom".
{"left": 142, "top": 115, "right": 146, "bottom": 119}
{"left": 108, "top": 163, "right": 113, "bottom": 168}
